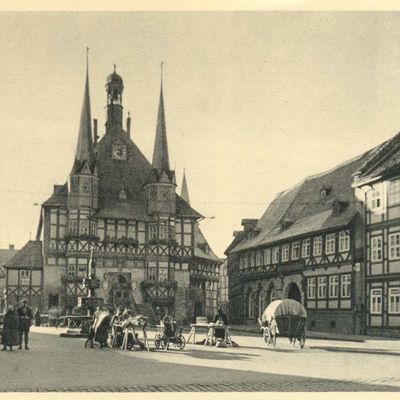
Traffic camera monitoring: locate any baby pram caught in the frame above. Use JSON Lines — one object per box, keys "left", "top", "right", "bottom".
{"left": 154, "top": 316, "right": 185, "bottom": 350}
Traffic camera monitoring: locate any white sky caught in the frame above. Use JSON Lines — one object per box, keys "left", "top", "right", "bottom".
{"left": 1, "top": 11, "right": 400, "bottom": 257}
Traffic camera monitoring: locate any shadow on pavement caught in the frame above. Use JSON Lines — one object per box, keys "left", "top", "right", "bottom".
{"left": 156, "top": 347, "right": 257, "bottom": 361}
{"left": 310, "top": 346, "right": 400, "bottom": 357}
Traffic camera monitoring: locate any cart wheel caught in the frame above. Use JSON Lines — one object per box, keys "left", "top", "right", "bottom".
{"left": 178, "top": 335, "right": 186, "bottom": 350}
{"left": 154, "top": 333, "right": 162, "bottom": 349}
{"left": 271, "top": 333, "right": 277, "bottom": 348}
{"left": 263, "top": 328, "right": 270, "bottom": 346}
{"left": 161, "top": 337, "right": 169, "bottom": 350}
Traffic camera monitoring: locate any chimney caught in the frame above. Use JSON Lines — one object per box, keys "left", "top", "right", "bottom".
{"left": 126, "top": 112, "right": 131, "bottom": 137}
{"left": 53, "top": 184, "right": 63, "bottom": 195}
{"left": 241, "top": 219, "right": 258, "bottom": 232}
{"left": 93, "top": 119, "right": 98, "bottom": 144}
{"left": 9, "top": 244, "right": 14, "bottom": 250}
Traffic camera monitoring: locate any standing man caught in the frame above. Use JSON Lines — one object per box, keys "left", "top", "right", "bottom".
{"left": 17, "top": 299, "right": 33, "bottom": 350}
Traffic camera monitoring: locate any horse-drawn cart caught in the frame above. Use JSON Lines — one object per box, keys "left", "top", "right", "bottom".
{"left": 258, "top": 299, "right": 307, "bottom": 349}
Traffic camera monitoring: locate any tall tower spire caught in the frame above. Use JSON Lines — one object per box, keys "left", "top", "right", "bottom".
{"left": 181, "top": 169, "right": 190, "bottom": 205}
{"left": 69, "top": 48, "right": 98, "bottom": 211}
{"left": 72, "top": 47, "right": 93, "bottom": 173}
{"left": 152, "top": 62, "right": 170, "bottom": 171}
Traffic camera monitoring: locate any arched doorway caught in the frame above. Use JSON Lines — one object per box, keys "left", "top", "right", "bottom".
{"left": 247, "top": 288, "right": 256, "bottom": 319}
{"left": 266, "top": 283, "right": 278, "bottom": 305}
{"left": 109, "top": 274, "right": 134, "bottom": 309}
{"left": 287, "top": 282, "right": 301, "bottom": 303}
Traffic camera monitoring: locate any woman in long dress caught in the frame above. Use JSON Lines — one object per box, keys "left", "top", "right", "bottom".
{"left": 1, "top": 305, "right": 20, "bottom": 351}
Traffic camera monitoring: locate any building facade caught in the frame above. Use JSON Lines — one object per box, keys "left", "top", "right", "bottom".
{"left": 0, "top": 244, "right": 19, "bottom": 312}
{"left": 225, "top": 151, "right": 377, "bottom": 335}
{"left": 217, "top": 259, "right": 229, "bottom": 312}
{"left": 8, "top": 61, "right": 220, "bottom": 323}
{"left": 353, "top": 134, "right": 400, "bottom": 336}
{"left": 3, "top": 241, "right": 43, "bottom": 311}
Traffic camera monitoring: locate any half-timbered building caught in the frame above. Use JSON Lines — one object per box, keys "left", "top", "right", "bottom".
{"left": 0, "top": 244, "right": 19, "bottom": 312}
{"left": 225, "top": 152, "right": 376, "bottom": 334}
{"left": 19, "top": 60, "right": 221, "bottom": 323}
{"left": 3, "top": 241, "right": 43, "bottom": 310}
{"left": 353, "top": 133, "right": 400, "bottom": 336}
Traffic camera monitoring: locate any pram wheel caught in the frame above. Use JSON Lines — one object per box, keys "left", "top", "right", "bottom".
{"left": 178, "top": 334, "right": 185, "bottom": 350}
{"left": 161, "top": 337, "right": 169, "bottom": 350}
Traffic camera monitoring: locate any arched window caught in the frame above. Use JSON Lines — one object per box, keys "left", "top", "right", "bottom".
{"left": 270, "top": 288, "right": 278, "bottom": 303}
{"left": 258, "top": 289, "right": 267, "bottom": 317}
{"left": 248, "top": 290, "right": 256, "bottom": 318}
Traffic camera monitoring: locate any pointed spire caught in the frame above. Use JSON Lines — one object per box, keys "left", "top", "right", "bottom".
{"left": 181, "top": 169, "right": 190, "bottom": 205}
{"left": 73, "top": 47, "right": 93, "bottom": 172}
{"left": 152, "top": 62, "right": 170, "bottom": 172}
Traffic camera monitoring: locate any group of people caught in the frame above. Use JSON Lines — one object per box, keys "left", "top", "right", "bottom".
{"left": 86, "top": 305, "right": 147, "bottom": 349}
{"left": 1, "top": 299, "right": 33, "bottom": 351}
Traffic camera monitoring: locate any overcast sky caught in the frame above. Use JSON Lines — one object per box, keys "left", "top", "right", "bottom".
{"left": 1, "top": 11, "right": 400, "bottom": 256}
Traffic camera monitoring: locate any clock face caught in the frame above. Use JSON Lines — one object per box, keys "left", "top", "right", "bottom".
{"left": 112, "top": 144, "right": 127, "bottom": 160}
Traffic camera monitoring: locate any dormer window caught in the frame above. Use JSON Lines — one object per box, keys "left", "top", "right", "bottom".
{"left": 119, "top": 189, "right": 127, "bottom": 201}
{"left": 280, "top": 218, "right": 293, "bottom": 231}
{"left": 332, "top": 200, "right": 348, "bottom": 216}
{"left": 320, "top": 185, "right": 332, "bottom": 199}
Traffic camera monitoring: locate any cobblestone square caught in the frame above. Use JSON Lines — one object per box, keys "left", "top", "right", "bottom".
{"left": 0, "top": 328, "right": 398, "bottom": 392}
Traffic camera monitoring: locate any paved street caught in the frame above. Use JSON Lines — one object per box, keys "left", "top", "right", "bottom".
{"left": 0, "top": 327, "right": 399, "bottom": 392}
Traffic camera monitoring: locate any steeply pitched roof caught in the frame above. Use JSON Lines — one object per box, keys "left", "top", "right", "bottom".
{"left": 176, "top": 195, "right": 202, "bottom": 219}
{"left": 71, "top": 58, "right": 94, "bottom": 175}
{"left": 93, "top": 199, "right": 153, "bottom": 221}
{"left": 178, "top": 170, "right": 219, "bottom": 261}
{"left": 42, "top": 184, "right": 68, "bottom": 207}
{"left": 194, "top": 224, "right": 222, "bottom": 263}
{"left": 4, "top": 241, "right": 43, "bottom": 270}
{"left": 152, "top": 84, "right": 170, "bottom": 172}
{"left": 41, "top": 73, "right": 202, "bottom": 221}
{"left": 353, "top": 132, "right": 400, "bottom": 184}
{"left": 0, "top": 247, "right": 19, "bottom": 278}
{"left": 227, "top": 147, "right": 378, "bottom": 254}
{"left": 181, "top": 170, "right": 190, "bottom": 204}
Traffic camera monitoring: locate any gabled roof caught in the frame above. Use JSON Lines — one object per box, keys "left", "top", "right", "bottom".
{"left": 178, "top": 171, "right": 219, "bottom": 261}
{"left": 353, "top": 132, "right": 400, "bottom": 185}
{"left": 93, "top": 199, "right": 153, "bottom": 221}
{"left": 42, "top": 184, "right": 68, "bottom": 207}
{"left": 42, "top": 126, "right": 201, "bottom": 220}
{"left": 0, "top": 247, "right": 19, "bottom": 278}
{"left": 194, "top": 224, "right": 222, "bottom": 263}
{"left": 176, "top": 195, "right": 202, "bottom": 219}
{"left": 227, "top": 146, "right": 378, "bottom": 254}
{"left": 4, "top": 241, "right": 43, "bottom": 270}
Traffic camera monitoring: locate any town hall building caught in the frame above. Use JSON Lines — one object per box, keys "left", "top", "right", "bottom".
{"left": 3, "top": 58, "right": 221, "bottom": 323}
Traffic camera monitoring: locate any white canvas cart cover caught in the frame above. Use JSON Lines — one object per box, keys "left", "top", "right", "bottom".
{"left": 261, "top": 299, "right": 307, "bottom": 324}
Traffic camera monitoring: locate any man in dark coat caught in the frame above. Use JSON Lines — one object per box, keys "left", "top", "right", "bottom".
{"left": 17, "top": 299, "right": 33, "bottom": 350}
{"left": 1, "top": 305, "right": 20, "bottom": 351}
